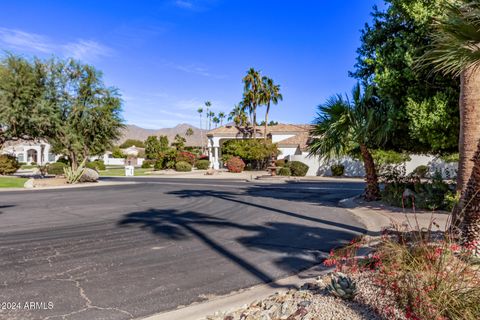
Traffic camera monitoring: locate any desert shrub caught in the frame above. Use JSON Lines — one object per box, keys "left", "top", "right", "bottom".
{"left": 331, "top": 164, "right": 345, "bottom": 176}
{"left": 0, "top": 154, "right": 20, "bottom": 175}
{"left": 195, "top": 159, "right": 210, "bottom": 170}
{"left": 278, "top": 167, "right": 291, "bottom": 176}
{"left": 325, "top": 224, "right": 480, "bottom": 320}
{"left": 287, "top": 161, "right": 309, "bottom": 176}
{"left": 141, "top": 160, "right": 154, "bottom": 168}
{"left": 176, "top": 151, "right": 196, "bottom": 165}
{"left": 381, "top": 167, "right": 453, "bottom": 210}
{"left": 413, "top": 165, "right": 429, "bottom": 178}
{"left": 227, "top": 156, "right": 245, "bottom": 173}
{"left": 175, "top": 161, "right": 192, "bottom": 172}
{"left": 56, "top": 157, "right": 70, "bottom": 165}
{"left": 47, "top": 162, "right": 67, "bottom": 176}
{"left": 86, "top": 160, "right": 105, "bottom": 171}
{"left": 275, "top": 159, "right": 286, "bottom": 167}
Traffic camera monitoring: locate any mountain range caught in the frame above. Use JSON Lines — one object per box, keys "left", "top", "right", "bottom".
{"left": 119, "top": 123, "right": 207, "bottom": 147}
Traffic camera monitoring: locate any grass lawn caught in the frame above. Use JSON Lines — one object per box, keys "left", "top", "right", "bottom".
{"left": 0, "top": 176, "right": 28, "bottom": 188}
{"left": 99, "top": 167, "right": 152, "bottom": 177}
{"left": 20, "top": 165, "right": 37, "bottom": 169}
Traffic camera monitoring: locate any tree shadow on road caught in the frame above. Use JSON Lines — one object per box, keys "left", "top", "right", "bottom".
{"left": 117, "top": 207, "right": 362, "bottom": 288}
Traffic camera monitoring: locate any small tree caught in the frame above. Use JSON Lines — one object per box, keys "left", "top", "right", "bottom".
{"left": 172, "top": 134, "right": 186, "bottom": 151}
{"left": 119, "top": 139, "right": 145, "bottom": 148}
{"left": 185, "top": 128, "right": 194, "bottom": 136}
{"left": 145, "top": 136, "right": 161, "bottom": 159}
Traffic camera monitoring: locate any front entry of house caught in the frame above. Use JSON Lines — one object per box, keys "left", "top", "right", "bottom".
{"left": 26, "top": 149, "right": 38, "bottom": 164}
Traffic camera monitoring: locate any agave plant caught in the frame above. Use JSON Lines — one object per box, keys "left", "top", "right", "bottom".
{"left": 327, "top": 272, "right": 357, "bottom": 300}
{"left": 63, "top": 158, "right": 86, "bottom": 184}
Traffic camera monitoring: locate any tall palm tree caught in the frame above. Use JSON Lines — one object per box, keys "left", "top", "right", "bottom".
{"left": 208, "top": 111, "right": 215, "bottom": 130}
{"left": 218, "top": 112, "right": 226, "bottom": 126}
{"left": 243, "top": 68, "right": 263, "bottom": 136}
{"left": 308, "top": 84, "right": 389, "bottom": 201}
{"left": 197, "top": 107, "right": 203, "bottom": 150}
{"left": 204, "top": 101, "right": 211, "bottom": 131}
{"left": 213, "top": 116, "right": 220, "bottom": 128}
{"left": 228, "top": 104, "right": 248, "bottom": 126}
{"left": 422, "top": 1, "right": 480, "bottom": 252}
{"left": 261, "top": 76, "right": 283, "bottom": 141}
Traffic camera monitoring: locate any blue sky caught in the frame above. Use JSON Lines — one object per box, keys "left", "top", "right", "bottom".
{"left": 0, "top": 0, "right": 385, "bottom": 128}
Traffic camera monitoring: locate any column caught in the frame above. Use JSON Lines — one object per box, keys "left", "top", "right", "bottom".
{"left": 213, "top": 147, "right": 219, "bottom": 169}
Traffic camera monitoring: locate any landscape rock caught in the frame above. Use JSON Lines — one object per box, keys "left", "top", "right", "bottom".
{"left": 79, "top": 168, "right": 99, "bottom": 183}
{"left": 206, "top": 168, "right": 215, "bottom": 175}
{"left": 24, "top": 178, "right": 34, "bottom": 189}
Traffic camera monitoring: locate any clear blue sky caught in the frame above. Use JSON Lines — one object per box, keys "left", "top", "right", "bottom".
{"left": 0, "top": 0, "right": 386, "bottom": 128}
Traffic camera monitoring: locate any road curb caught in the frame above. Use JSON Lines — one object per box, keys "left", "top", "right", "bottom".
{"left": 339, "top": 196, "right": 392, "bottom": 236}
{"left": 0, "top": 180, "right": 138, "bottom": 192}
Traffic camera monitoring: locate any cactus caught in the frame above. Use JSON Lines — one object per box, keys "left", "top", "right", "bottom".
{"left": 63, "top": 158, "right": 86, "bottom": 184}
{"left": 326, "top": 273, "right": 357, "bottom": 300}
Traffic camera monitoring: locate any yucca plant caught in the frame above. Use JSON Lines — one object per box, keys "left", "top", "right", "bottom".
{"left": 63, "top": 158, "right": 86, "bottom": 184}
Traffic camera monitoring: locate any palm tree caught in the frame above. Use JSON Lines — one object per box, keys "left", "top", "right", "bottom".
{"left": 213, "top": 116, "right": 220, "bottom": 128}
{"left": 207, "top": 111, "right": 215, "bottom": 130}
{"left": 422, "top": 1, "right": 480, "bottom": 252}
{"left": 204, "top": 101, "right": 211, "bottom": 131}
{"left": 243, "top": 68, "right": 263, "bottom": 136}
{"left": 308, "top": 84, "right": 389, "bottom": 201}
{"left": 228, "top": 104, "right": 248, "bottom": 127}
{"left": 218, "top": 112, "right": 226, "bottom": 126}
{"left": 197, "top": 107, "right": 203, "bottom": 150}
{"left": 261, "top": 76, "right": 283, "bottom": 142}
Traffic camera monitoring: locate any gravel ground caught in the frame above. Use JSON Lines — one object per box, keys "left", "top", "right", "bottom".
{"left": 206, "top": 273, "right": 387, "bottom": 320}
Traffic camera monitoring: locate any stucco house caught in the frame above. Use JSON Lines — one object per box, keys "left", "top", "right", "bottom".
{"left": 1, "top": 140, "right": 59, "bottom": 165}
{"left": 206, "top": 124, "right": 313, "bottom": 170}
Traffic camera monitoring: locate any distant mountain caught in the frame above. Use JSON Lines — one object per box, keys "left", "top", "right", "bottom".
{"left": 119, "top": 123, "right": 207, "bottom": 147}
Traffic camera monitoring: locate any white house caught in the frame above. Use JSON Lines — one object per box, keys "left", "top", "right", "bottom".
{"left": 206, "top": 124, "right": 459, "bottom": 177}
{"left": 1, "top": 140, "right": 59, "bottom": 165}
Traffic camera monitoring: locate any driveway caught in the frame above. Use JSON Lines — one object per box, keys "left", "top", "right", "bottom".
{"left": 0, "top": 178, "right": 365, "bottom": 320}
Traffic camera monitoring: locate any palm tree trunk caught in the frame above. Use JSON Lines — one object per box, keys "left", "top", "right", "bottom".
{"left": 253, "top": 105, "right": 257, "bottom": 138}
{"left": 457, "top": 67, "right": 480, "bottom": 193}
{"left": 264, "top": 103, "right": 270, "bottom": 142}
{"left": 360, "top": 144, "right": 380, "bottom": 201}
{"left": 461, "top": 138, "right": 480, "bottom": 256}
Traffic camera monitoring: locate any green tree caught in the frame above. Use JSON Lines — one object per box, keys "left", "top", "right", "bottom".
{"left": 351, "top": 0, "right": 459, "bottom": 153}
{"left": 111, "top": 146, "right": 126, "bottom": 159}
{"left": 47, "top": 59, "right": 123, "bottom": 170}
{"left": 212, "top": 116, "right": 220, "bottom": 128}
{"left": 221, "top": 139, "right": 278, "bottom": 170}
{"left": 308, "top": 84, "right": 390, "bottom": 201}
{"left": 261, "top": 76, "right": 283, "bottom": 142}
{"left": 218, "top": 112, "right": 226, "bottom": 126}
{"left": 228, "top": 104, "right": 248, "bottom": 126}
{"left": 159, "top": 135, "right": 169, "bottom": 153}
{"left": 185, "top": 128, "right": 194, "bottom": 136}
{"left": 0, "top": 55, "right": 57, "bottom": 148}
{"left": 119, "top": 139, "right": 145, "bottom": 148}
{"left": 145, "top": 136, "right": 161, "bottom": 159}
{"left": 421, "top": 0, "right": 480, "bottom": 253}
{"left": 172, "top": 134, "right": 186, "bottom": 151}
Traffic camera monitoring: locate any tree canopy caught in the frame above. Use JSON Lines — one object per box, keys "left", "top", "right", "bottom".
{"left": 120, "top": 139, "right": 145, "bottom": 148}
{"left": 350, "top": 0, "right": 459, "bottom": 153}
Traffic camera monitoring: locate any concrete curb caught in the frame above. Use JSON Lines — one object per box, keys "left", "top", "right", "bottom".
{"left": 140, "top": 265, "right": 332, "bottom": 320}
{"left": 0, "top": 180, "right": 138, "bottom": 192}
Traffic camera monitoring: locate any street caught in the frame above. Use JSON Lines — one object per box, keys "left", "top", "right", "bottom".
{"left": 0, "top": 178, "right": 365, "bottom": 320}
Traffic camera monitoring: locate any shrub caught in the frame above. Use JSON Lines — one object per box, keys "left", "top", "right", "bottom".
{"left": 412, "top": 165, "right": 429, "bottom": 178}
{"left": 175, "top": 161, "right": 192, "bottom": 172}
{"left": 176, "top": 151, "right": 196, "bottom": 165}
{"left": 141, "top": 160, "right": 154, "bottom": 168}
{"left": 331, "top": 164, "right": 345, "bottom": 176}
{"left": 154, "top": 159, "right": 164, "bottom": 171}
{"left": 56, "top": 157, "right": 70, "bottom": 165}
{"left": 119, "top": 139, "right": 145, "bottom": 148}
{"left": 0, "top": 154, "right": 20, "bottom": 175}
{"left": 86, "top": 160, "right": 105, "bottom": 171}
{"left": 227, "top": 156, "right": 245, "bottom": 173}
{"left": 47, "top": 162, "right": 67, "bottom": 176}
{"left": 278, "top": 167, "right": 291, "bottom": 176}
{"left": 288, "top": 161, "right": 309, "bottom": 176}
{"left": 275, "top": 159, "right": 286, "bottom": 167}
{"left": 198, "top": 154, "right": 209, "bottom": 161}
{"left": 195, "top": 159, "right": 210, "bottom": 170}
{"left": 221, "top": 139, "right": 279, "bottom": 170}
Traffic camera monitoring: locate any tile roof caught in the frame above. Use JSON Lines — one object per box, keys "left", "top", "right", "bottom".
{"left": 207, "top": 123, "right": 311, "bottom": 136}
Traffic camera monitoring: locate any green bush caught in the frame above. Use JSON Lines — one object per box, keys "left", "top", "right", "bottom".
{"left": 175, "top": 161, "right": 192, "bottom": 172}
{"left": 287, "top": 161, "right": 309, "bottom": 177}
{"left": 47, "top": 162, "right": 67, "bottom": 176}
{"left": 412, "top": 165, "right": 429, "bottom": 178}
{"left": 227, "top": 156, "right": 245, "bottom": 173}
{"left": 56, "top": 157, "right": 70, "bottom": 165}
{"left": 330, "top": 164, "right": 345, "bottom": 176}
{"left": 0, "top": 154, "right": 20, "bottom": 175}
{"left": 195, "top": 159, "right": 210, "bottom": 170}
{"left": 86, "top": 160, "right": 105, "bottom": 171}
{"left": 278, "top": 167, "right": 291, "bottom": 176}
{"left": 141, "top": 160, "right": 154, "bottom": 168}
{"left": 221, "top": 139, "right": 279, "bottom": 170}
{"left": 275, "top": 159, "right": 286, "bottom": 167}
{"left": 440, "top": 153, "right": 459, "bottom": 163}
{"left": 154, "top": 159, "right": 164, "bottom": 171}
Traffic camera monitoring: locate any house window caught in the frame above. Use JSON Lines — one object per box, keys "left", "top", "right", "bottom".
{"left": 17, "top": 154, "right": 24, "bottom": 163}
{"left": 48, "top": 153, "right": 56, "bottom": 162}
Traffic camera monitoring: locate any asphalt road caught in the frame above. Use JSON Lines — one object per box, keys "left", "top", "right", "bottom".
{"left": 0, "top": 178, "right": 365, "bottom": 320}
